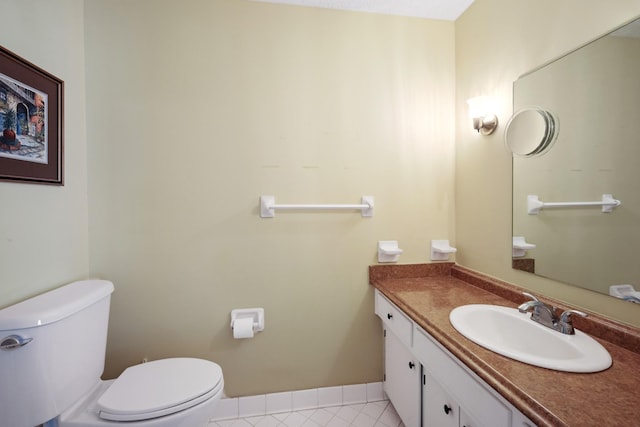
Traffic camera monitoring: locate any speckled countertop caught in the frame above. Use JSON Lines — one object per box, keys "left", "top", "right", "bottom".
{"left": 369, "top": 263, "right": 640, "bottom": 427}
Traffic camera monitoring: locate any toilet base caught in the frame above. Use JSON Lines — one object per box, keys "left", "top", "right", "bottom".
{"left": 58, "top": 379, "right": 222, "bottom": 427}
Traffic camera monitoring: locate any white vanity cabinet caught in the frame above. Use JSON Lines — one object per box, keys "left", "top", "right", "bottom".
{"left": 373, "top": 289, "right": 537, "bottom": 427}
{"left": 511, "top": 411, "right": 536, "bottom": 427}
{"left": 423, "top": 370, "right": 479, "bottom": 427}
{"left": 384, "top": 328, "right": 421, "bottom": 427}
{"left": 415, "top": 326, "right": 510, "bottom": 427}
{"left": 374, "top": 289, "right": 413, "bottom": 348}
{"left": 375, "top": 290, "right": 420, "bottom": 427}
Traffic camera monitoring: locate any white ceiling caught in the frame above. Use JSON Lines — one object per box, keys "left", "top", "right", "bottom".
{"left": 251, "top": 0, "right": 475, "bottom": 21}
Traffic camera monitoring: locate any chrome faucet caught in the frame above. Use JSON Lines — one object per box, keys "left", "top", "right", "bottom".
{"left": 518, "top": 293, "right": 558, "bottom": 329}
{"left": 556, "top": 309, "right": 588, "bottom": 335}
{"left": 518, "top": 292, "right": 587, "bottom": 335}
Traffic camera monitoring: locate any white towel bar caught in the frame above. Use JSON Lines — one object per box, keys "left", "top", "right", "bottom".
{"left": 260, "top": 195, "right": 374, "bottom": 218}
{"left": 527, "top": 194, "right": 621, "bottom": 215}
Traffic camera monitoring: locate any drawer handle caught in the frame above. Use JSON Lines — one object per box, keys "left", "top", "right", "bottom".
{"left": 443, "top": 404, "right": 452, "bottom": 415}
{"left": 387, "top": 313, "right": 393, "bottom": 319}
{"left": 408, "top": 361, "right": 415, "bottom": 369}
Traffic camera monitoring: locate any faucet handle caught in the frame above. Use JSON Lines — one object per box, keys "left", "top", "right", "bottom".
{"left": 522, "top": 292, "right": 539, "bottom": 302}
{"left": 557, "top": 309, "right": 588, "bottom": 335}
{"left": 559, "top": 309, "right": 587, "bottom": 323}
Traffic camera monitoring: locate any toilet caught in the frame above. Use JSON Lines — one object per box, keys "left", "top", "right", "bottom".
{"left": 0, "top": 280, "right": 224, "bottom": 427}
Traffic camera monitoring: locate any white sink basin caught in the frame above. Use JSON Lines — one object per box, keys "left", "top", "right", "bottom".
{"left": 449, "top": 304, "right": 612, "bottom": 373}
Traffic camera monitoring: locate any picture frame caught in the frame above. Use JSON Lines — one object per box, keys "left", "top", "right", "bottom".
{"left": 0, "top": 45, "right": 63, "bottom": 185}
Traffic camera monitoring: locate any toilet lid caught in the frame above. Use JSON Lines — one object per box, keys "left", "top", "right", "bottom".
{"left": 97, "top": 358, "right": 223, "bottom": 422}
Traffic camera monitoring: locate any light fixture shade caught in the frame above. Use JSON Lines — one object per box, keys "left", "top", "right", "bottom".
{"left": 467, "top": 96, "right": 492, "bottom": 118}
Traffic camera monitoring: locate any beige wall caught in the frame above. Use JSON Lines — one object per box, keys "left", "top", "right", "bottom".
{"left": 2, "top": 0, "right": 639, "bottom": 401}
{"left": 84, "top": 0, "right": 455, "bottom": 396}
{"left": 0, "top": 1, "right": 89, "bottom": 308}
{"left": 455, "top": 0, "right": 640, "bottom": 326}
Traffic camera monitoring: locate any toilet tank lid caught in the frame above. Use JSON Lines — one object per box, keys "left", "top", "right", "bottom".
{"left": 0, "top": 280, "right": 114, "bottom": 331}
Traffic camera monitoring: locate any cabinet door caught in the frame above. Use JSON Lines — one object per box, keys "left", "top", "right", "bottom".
{"left": 460, "top": 408, "right": 481, "bottom": 427}
{"left": 423, "top": 370, "right": 458, "bottom": 427}
{"left": 414, "top": 326, "right": 511, "bottom": 427}
{"left": 384, "top": 328, "right": 420, "bottom": 427}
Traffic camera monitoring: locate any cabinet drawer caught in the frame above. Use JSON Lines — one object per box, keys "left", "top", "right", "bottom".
{"left": 375, "top": 290, "right": 413, "bottom": 348}
{"left": 414, "top": 326, "right": 511, "bottom": 427}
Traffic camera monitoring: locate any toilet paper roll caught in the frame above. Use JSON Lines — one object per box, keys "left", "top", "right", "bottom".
{"left": 233, "top": 317, "right": 255, "bottom": 339}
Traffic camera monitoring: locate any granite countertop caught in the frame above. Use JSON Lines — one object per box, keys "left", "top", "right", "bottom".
{"left": 369, "top": 263, "right": 640, "bottom": 427}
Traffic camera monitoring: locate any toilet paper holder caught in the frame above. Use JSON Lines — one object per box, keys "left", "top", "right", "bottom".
{"left": 230, "top": 308, "right": 265, "bottom": 333}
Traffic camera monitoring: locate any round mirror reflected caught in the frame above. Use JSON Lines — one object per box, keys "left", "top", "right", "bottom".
{"left": 504, "top": 107, "right": 559, "bottom": 157}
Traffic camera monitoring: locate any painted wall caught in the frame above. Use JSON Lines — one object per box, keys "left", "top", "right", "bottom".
{"left": 0, "top": 1, "right": 89, "bottom": 308}
{"left": 455, "top": 0, "right": 640, "bottom": 327}
{"left": 2, "top": 0, "right": 638, "bottom": 402}
{"left": 84, "top": 0, "right": 455, "bottom": 396}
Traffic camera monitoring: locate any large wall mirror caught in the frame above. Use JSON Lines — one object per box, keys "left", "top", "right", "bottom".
{"left": 508, "top": 16, "right": 640, "bottom": 305}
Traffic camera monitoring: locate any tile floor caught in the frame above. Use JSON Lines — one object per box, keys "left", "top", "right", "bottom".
{"left": 210, "top": 400, "right": 403, "bottom": 427}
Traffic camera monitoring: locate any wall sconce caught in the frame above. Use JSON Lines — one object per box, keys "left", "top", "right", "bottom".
{"left": 467, "top": 96, "right": 498, "bottom": 135}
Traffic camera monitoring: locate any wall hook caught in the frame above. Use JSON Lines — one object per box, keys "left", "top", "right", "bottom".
{"left": 430, "top": 240, "right": 457, "bottom": 261}
{"left": 378, "top": 240, "right": 403, "bottom": 263}
{"left": 512, "top": 236, "right": 536, "bottom": 258}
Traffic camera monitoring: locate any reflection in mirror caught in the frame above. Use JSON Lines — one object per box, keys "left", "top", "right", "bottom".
{"left": 510, "top": 16, "right": 640, "bottom": 305}
{"left": 505, "top": 108, "right": 559, "bottom": 157}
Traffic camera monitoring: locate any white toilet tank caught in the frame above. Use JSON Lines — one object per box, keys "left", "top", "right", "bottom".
{"left": 0, "top": 280, "right": 115, "bottom": 427}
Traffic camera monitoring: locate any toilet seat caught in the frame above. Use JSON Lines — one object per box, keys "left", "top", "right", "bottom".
{"left": 97, "top": 358, "right": 223, "bottom": 422}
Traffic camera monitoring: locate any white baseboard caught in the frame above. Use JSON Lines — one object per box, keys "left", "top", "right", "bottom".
{"left": 212, "top": 382, "right": 385, "bottom": 421}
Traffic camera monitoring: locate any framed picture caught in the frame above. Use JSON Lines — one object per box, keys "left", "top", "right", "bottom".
{"left": 0, "top": 45, "right": 63, "bottom": 185}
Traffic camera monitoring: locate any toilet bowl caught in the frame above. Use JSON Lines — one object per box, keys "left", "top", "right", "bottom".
{"left": 59, "top": 358, "right": 224, "bottom": 427}
{"left": 0, "top": 280, "right": 224, "bottom": 427}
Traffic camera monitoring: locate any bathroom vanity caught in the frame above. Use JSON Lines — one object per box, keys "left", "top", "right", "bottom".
{"left": 370, "top": 263, "right": 640, "bottom": 427}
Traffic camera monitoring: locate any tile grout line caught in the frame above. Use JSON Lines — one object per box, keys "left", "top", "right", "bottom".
{"left": 211, "top": 382, "right": 387, "bottom": 421}
{"left": 210, "top": 400, "right": 403, "bottom": 427}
